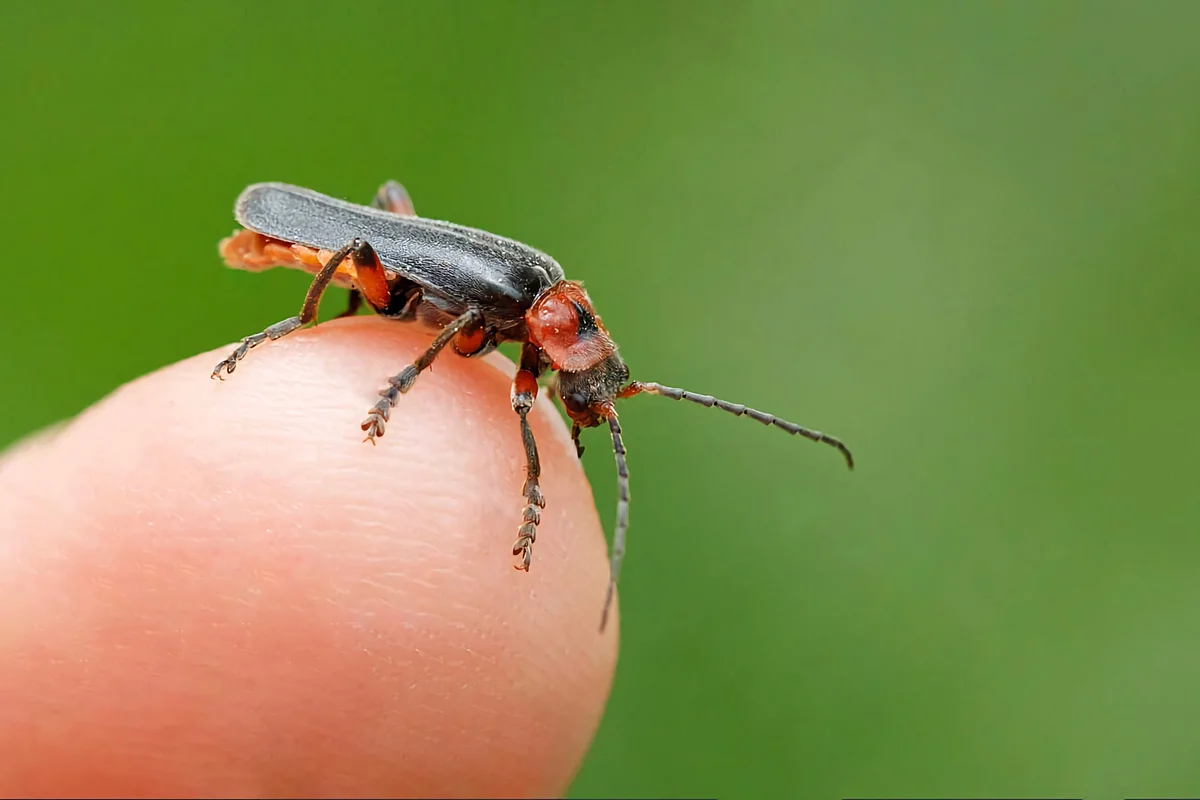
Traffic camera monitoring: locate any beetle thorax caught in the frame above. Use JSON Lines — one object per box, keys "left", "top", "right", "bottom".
{"left": 525, "top": 281, "right": 616, "bottom": 372}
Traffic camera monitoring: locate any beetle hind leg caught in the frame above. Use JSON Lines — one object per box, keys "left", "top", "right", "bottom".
{"left": 211, "top": 238, "right": 387, "bottom": 379}
{"left": 360, "top": 308, "right": 483, "bottom": 442}
{"left": 321, "top": 182, "right": 417, "bottom": 321}
{"left": 335, "top": 289, "right": 364, "bottom": 319}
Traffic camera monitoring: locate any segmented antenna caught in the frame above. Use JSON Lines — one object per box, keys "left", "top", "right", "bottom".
{"left": 632, "top": 381, "right": 854, "bottom": 470}
{"left": 600, "top": 412, "right": 629, "bottom": 632}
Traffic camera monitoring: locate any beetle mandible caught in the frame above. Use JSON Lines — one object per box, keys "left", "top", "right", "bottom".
{"left": 212, "top": 181, "right": 854, "bottom": 630}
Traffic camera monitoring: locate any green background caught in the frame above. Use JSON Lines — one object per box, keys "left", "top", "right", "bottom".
{"left": 4, "top": 3, "right": 1199, "bottom": 798}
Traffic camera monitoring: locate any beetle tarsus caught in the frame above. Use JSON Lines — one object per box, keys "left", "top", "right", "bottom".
{"left": 360, "top": 309, "right": 482, "bottom": 444}
{"left": 361, "top": 396, "right": 391, "bottom": 443}
{"left": 211, "top": 316, "right": 303, "bottom": 379}
{"left": 211, "top": 239, "right": 370, "bottom": 379}
{"left": 513, "top": 474, "right": 544, "bottom": 572}
{"left": 571, "top": 422, "right": 586, "bottom": 459}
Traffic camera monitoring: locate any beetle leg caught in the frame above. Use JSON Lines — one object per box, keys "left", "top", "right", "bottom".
{"left": 326, "top": 183, "right": 416, "bottom": 319}
{"left": 361, "top": 308, "right": 483, "bottom": 442}
{"left": 335, "top": 289, "right": 364, "bottom": 319}
{"left": 372, "top": 180, "right": 416, "bottom": 217}
{"left": 571, "top": 422, "right": 585, "bottom": 459}
{"left": 511, "top": 342, "right": 546, "bottom": 571}
{"left": 211, "top": 238, "right": 382, "bottom": 379}
{"left": 541, "top": 372, "right": 583, "bottom": 458}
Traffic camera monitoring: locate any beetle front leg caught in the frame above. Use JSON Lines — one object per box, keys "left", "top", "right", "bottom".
{"left": 510, "top": 343, "right": 548, "bottom": 571}
{"left": 361, "top": 308, "right": 483, "bottom": 442}
{"left": 570, "top": 422, "right": 585, "bottom": 459}
{"left": 211, "top": 238, "right": 387, "bottom": 378}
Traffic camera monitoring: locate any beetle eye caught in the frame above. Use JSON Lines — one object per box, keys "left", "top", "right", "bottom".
{"left": 562, "top": 390, "right": 589, "bottom": 413}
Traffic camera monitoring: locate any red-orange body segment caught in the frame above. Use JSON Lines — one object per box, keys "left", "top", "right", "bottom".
{"left": 511, "top": 369, "right": 540, "bottom": 404}
{"left": 221, "top": 230, "right": 393, "bottom": 310}
{"left": 453, "top": 324, "right": 489, "bottom": 357}
{"left": 525, "top": 282, "right": 616, "bottom": 372}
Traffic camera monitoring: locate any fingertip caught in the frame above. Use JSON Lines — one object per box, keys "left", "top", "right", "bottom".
{"left": 0, "top": 316, "right": 617, "bottom": 797}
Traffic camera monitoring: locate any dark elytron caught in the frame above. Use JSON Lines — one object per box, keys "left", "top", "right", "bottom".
{"left": 212, "top": 181, "right": 854, "bottom": 630}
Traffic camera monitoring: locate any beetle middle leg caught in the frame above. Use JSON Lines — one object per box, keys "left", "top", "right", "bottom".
{"left": 372, "top": 180, "right": 416, "bottom": 217}
{"left": 570, "top": 423, "right": 586, "bottom": 459}
{"left": 335, "top": 289, "right": 364, "bottom": 319}
{"left": 510, "top": 342, "right": 548, "bottom": 571}
{"left": 360, "top": 308, "right": 483, "bottom": 442}
{"left": 212, "top": 238, "right": 388, "bottom": 378}
{"left": 330, "top": 181, "right": 417, "bottom": 320}
{"left": 544, "top": 372, "right": 585, "bottom": 459}
{"left": 328, "top": 181, "right": 419, "bottom": 320}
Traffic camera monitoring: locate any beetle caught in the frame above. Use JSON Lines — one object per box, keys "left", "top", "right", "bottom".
{"left": 212, "top": 181, "right": 854, "bottom": 630}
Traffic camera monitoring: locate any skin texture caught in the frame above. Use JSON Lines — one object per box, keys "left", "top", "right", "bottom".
{"left": 0, "top": 316, "right": 619, "bottom": 798}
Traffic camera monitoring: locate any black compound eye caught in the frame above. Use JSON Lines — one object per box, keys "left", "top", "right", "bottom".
{"left": 563, "top": 391, "right": 589, "bottom": 413}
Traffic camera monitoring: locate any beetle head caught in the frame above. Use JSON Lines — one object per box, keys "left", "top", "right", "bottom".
{"left": 526, "top": 281, "right": 617, "bottom": 374}
{"left": 555, "top": 350, "right": 630, "bottom": 429}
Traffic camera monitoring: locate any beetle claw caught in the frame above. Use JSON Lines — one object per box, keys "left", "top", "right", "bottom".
{"left": 512, "top": 536, "right": 533, "bottom": 571}
{"left": 361, "top": 413, "right": 386, "bottom": 443}
{"left": 361, "top": 395, "right": 395, "bottom": 444}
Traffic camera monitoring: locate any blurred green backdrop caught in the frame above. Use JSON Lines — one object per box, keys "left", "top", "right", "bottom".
{"left": 4, "top": 2, "right": 1200, "bottom": 798}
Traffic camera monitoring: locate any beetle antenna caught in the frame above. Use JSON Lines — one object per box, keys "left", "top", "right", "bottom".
{"left": 623, "top": 381, "right": 854, "bottom": 470}
{"left": 599, "top": 411, "right": 629, "bottom": 632}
